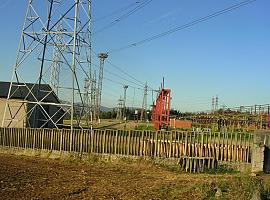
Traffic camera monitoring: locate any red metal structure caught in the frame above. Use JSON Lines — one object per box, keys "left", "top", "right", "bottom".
{"left": 151, "top": 79, "right": 171, "bottom": 130}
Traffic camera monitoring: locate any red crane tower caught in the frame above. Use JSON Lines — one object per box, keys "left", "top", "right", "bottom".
{"left": 151, "top": 79, "right": 171, "bottom": 130}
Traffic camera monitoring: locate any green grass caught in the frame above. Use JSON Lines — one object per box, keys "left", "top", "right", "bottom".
{"left": 135, "top": 124, "right": 156, "bottom": 131}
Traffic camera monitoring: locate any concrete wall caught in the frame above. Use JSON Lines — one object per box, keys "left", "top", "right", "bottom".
{"left": 252, "top": 130, "right": 270, "bottom": 173}
{"left": 0, "top": 98, "right": 27, "bottom": 128}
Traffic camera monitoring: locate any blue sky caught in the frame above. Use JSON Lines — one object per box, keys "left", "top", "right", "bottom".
{"left": 0, "top": 0, "right": 269, "bottom": 112}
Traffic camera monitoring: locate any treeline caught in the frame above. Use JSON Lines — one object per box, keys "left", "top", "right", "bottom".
{"left": 100, "top": 108, "right": 151, "bottom": 120}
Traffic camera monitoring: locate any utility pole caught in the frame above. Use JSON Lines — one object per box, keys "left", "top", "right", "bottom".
{"left": 123, "top": 85, "right": 128, "bottom": 120}
{"left": 96, "top": 53, "right": 108, "bottom": 122}
{"left": 140, "top": 83, "right": 148, "bottom": 121}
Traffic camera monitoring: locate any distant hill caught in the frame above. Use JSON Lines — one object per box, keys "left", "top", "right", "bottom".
{"left": 59, "top": 100, "right": 132, "bottom": 113}
{"left": 60, "top": 100, "right": 113, "bottom": 112}
{"left": 101, "top": 106, "right": 113, "bottom": 112}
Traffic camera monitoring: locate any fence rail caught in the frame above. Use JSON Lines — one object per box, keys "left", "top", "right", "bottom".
{"left": 0, "top": 128, "right": 253, "bottom": 170}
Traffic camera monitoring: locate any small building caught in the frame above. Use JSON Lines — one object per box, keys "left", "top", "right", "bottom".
{"left": 0, "top": 81, "right": 64, "bottom": 128}
{"left": 170, "top": 118, "right": 192, "bottom": 129}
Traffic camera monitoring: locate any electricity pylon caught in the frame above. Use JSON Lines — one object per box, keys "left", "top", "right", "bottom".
{"left": 2, "top": 0, "right": 93, "bottom": 130}
{"left": 50, "top": 19, "right": 64, "bottom": 96}
{"left": 116, "top": 97, "right": 124, "bottom": 120}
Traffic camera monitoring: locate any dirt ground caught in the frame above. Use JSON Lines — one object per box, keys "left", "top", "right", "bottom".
{"left": 0, "top": 153, "right": 265, "bottom": 200}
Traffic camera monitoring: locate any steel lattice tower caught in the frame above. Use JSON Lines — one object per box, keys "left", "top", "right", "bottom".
{"left": 50, "top": 19, "right": 64, "bottom": 96}
{"left": 2, "top": 0, "right": 93, "bottom": 130}
{"left": 96, "top": 53, "right": 108, "bottom": 121}
{"left": 215, "top": 96, "right": 219, "bottom": 111}
{"left": 212, "top": 97, "right": 215, "bottom": 113}
{"left": 116, "top": 97, "right": 124, "bottom": 120}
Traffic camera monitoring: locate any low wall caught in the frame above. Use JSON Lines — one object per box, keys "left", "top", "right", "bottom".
{"left": 0, "top": 146, "right": 252, "bottom": 173}
{"left": 0, "top": 127, "right": 253, "bottom": 172}
{"left": 252, "top": 130, "right": 270, "bottom": 173}
{"left": 0, "top": 146, "right": 180, "bottom": 167}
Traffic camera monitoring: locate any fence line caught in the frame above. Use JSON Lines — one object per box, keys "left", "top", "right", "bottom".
{"left": 0, "top": 127, "right": 252, "bottom": 169}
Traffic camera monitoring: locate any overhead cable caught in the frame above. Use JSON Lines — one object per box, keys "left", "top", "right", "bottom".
{"left": 93, "top": 1, "right": 140, "bottom": 22}
{"left": 94, "top": 0, "right": 153, "bottom": 34}
{"left": 108, "top": 0, "right": 257, "bottom": 53}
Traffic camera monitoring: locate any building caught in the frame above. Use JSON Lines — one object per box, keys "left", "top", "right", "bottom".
{"left": 170, "top": 119, "right": 192, "bottom": 129}
{"left": 0, "top": 81, "right": 64, "bottom": 128}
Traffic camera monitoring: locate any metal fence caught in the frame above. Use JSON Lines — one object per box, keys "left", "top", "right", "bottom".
{"left": 0, "top": 127, "right": 253, "bottom": 171}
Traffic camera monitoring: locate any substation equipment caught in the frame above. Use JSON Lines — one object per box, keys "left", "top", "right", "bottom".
{"left": 151, "top": 80, "right": 171, "bottom": 130}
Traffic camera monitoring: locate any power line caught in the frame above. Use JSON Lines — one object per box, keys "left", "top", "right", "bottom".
{"left": 108, "top": 0, "right": 257, "bottom": 53}
{"left": 102, "top": 82, "right": 142, "bottom": 101}
{"left": 93, "top": 1, "right": 140, "bottom": 22}
{"left": 102, "top": 85, "right": 145, "bottom": 107}
{"left": 103, "top": 76, "right": 144, "bottom": 90}
{"left": 102, "top": 86, "right": 151, "bottom": 108}
{"left": 92, "top": 50, "right": 155, "bottom": 90}
{"left": 92, "top": 50, "right": 156, "bottom": 92}
{"left": 94, "top": 0, "right": 153, "bottom": 35}
{"left": 106, "top": 60, "right": 156, "bottom": 91}
{"left": 105, "top": 68, "right": 144, "bottom": 88}
{"left": 92, "top": 62, "right": 145, "bottom": 88}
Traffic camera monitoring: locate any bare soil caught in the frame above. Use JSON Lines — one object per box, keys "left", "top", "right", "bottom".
{"left": 0, "top": 153, "right": 262, "bottom": 199}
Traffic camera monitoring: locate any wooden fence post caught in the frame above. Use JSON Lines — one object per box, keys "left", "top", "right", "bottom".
{"left": 24, "top": 128, "right": 28, "bottom": 149}
{"left": 169, "top": 131, "right": 173, "bottom": 158}
{"left": 115, "top": 130, "right": 118, "bottom": 154}
{"left": 32, "top": 129, "right": 36, "bottom": 150}
{"left": 60, "top": 129, "right": 63, "bottom": 154}
{"left": 127, "top": 130, "right": 130, "bottom": 156}
{"left": 157, "top": 131, "right": 161, "bottom": 158}
{"left": 69, "top": 129, "right": 73, "bottom": 152}
{"left": 80, "top": 129, "right": 83, "bottom": 156}
{"left": 105, "top": 130, "right": 108, "bottom": 154}
{"left": 154, "top": 131, "right": 157, "bottom": 157}
{"left": 2, "top": 128, "right": 6, "bottom": 146}
{"left": 108, "top": 130, "right": 112, "bottom": 154}
{"left": 136, "top": 131, "right": 140, "bottom": 156}
{"left": 41, "top": 129, "right": 44, "bottom": 150}
{"left": 230, "top": 132, "right": 233, "bottom": 162}
{"left": 90, "top": 129, "right": 93, "bottom": 154}
{"left": 185, "top": 132, "right": 188, "bottom": 157}
{"left": 50, "top": 129, "right": 54, "bottom": 151}
{"left": 217, "top": 132, "right": 220, "bottom": 161}
{"left": 17, "top": 128, "right": 20, "bottom": 148}
{"left": 247, "top": 132, "right": 251, "bottom": 162}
